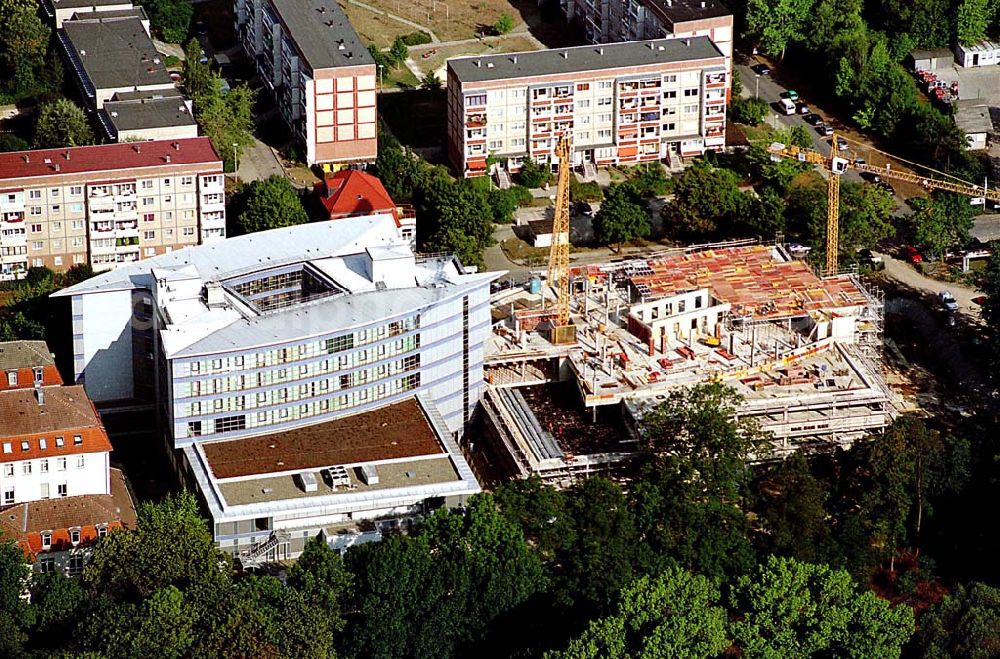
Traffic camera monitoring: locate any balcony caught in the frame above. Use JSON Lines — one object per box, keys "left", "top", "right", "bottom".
{"left": 1, "top": 212, "right": 24, "bottom": 224}
{"left": 91, "top": 221, "right": 114, "bottom": 233}
{"left": 90, "top": 241, "right": 115, "bottom": 255}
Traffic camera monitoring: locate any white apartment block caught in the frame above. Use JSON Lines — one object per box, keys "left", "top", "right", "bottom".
{"left": 0, "top": 138, "right": 225, "bottom": 279}
{"left": 235, "top": 0, "right": 377, "bottom": 166}
{"left": 56, "top": 216, "right": 495, "bottom": 561}
{"left": 447, "top": 37, "right": 727, "bottom": 177}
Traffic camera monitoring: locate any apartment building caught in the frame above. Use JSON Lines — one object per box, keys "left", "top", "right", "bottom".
{"left": 0, "top": 380, "right": 136, "bottom": 575}
{"left": 42, "top": 0, "right": 136, "bottom": 28}
{"left": 447, "top": 37, "right": 727, "bottom": 177}
{"left": 56, "top": 215, "right": 495, "bottom": 559}
{"left": 235, "top": 0, "right": 377, "bottom": 166}
{"left": 0, "top": 341, "right": 63, "bottom": 392}
{"left": 59, "top": 9, "right": 173, "bottom": 110}
{"left": 0, "top": 138, "right": 225, "bottom": 279}
{"left": 99, "top": 90, "right": 199, "bottom": 143}
{"left": 563, "top": 0, "right": 733, "bottom": 78}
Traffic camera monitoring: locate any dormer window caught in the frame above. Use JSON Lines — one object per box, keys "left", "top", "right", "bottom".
{"left": 41, "top": 532, "right": 51, "bottom": 549}
{"left": 73, "top": 435, "right": 82, "bottom": 446}
{"left": 55, "top": 436, "right": 64, "bottom": 448}
{"left": 38, "top": 438, "right": 46, "bottom": 450}
{"left": 70, "top": 529, "right": 81, "bottom": 545}
{"left": 20, "top": 441, "right": 29, "bottom": 452}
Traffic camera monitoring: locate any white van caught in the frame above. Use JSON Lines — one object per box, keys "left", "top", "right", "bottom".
{"left": 779, "top": 98, "right": 796, "bottom": 115}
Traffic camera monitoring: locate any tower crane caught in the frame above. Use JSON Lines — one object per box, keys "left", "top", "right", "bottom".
{"left": 767, "top": 134, "right": 1000, "bottom": 275}
{"left": 545, "top": 135, "right": 576, "bottom": 344}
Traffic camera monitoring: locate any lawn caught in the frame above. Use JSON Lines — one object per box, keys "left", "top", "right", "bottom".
{"left": 408, "top": 34, "right": 543, "bottom": 78}
{"left": 337, "top": 1, "right": 415, "bottom": 49}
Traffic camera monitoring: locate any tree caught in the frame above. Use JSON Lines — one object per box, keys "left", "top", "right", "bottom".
{"left": 80, "top": 586, "right": 195, "bottom": 659}
{"left": 374, "top": 130, "right": 421, "bottom": 202}
{"left": 805, "top": 180, "right": 895, "bottom": 262}
{"left": 30, "top": 573, "right": 86, "bottom": 644}
{"left": 547, "top": 567, "right": 730, "bottom": 658}
{"left": 389, "top": 37, "right": 409, "bottom": 67}
{"left": 232, "top": 175, "right": 309, "bottom": 235}
{"left": 136, "top": 0, "right": 193, "bottom": 43}
{"left": 857, "top": 416, "right": 968, "bottom": 571}
{"left": 196, "top": 80, "right": 256, "bottom": 173}
{"left": 33, "top": 98, "right": 94, "bottom": 148}
{"left": 414, "top": 169, "right": 495, "bottom": 269}
{"left": 516, "top": 157, "right": 552, "bottom": 188}
{"left": 83, "top": 492, "right": 230, "bottom": 601}
{"left": 0, "top": 539, "right": 34, "bottom": 657}
{"left": 0, "top": 0, "right": 50, "bottom": 95}
{"left": 729, "top": 96, "right": 769, "bottom": 125}
{"left": 956, "top": 0, "right": 990, "bottom": 44}
{"left": 421, "top": 71, "right": 442, "bottom": 90}
{"left": 286, "top": 536, "right": 352, "bottom": 633}
{"left": 555, "top": 477, "right": 642, "bottom": 613}
{"left": 349, "top": 494, "right": 544, "bottom": 658}
{"left": 0, "top": 134, "right": 29, "bottom": 152}
{"left": 912, "top": 582, "right": 1000, "bottom": 658}
{"left": 494, "top": 476, "right": 574, "bottom": 562}
{"left": 731, "top": 556, "right": 915, "bottom": 657}
{"left": 755, "top": 452, "right": 835, "bottom": 564}
{"left": 905, "top": 193, "right": 975, "bottom": 258}
{"left": 592, "top": 183, "right": 651, "bottom": 251}
{"left": 184, "top": 39, "right": 215, "bottom": 106}
{"left": 494, "top": 13, "right": 516, "bottom": 34}
{"left": 660, "top": 159, "right": 750, "bottom": 240}
{"left": 745, "top": 0, "right": 814, "bottom": 59}
{"left": 631, "top": 383, "right": 767, "bottom": 579}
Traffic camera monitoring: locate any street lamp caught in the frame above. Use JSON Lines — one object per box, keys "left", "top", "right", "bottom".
{"left": 377, "top": 64, "right": 384, "bottom": 92}
{"left": 232, "top": 143, "right": 238, "bottom": 180}
{"left": 755, "top": 74, "right": 760, "bottom": 99}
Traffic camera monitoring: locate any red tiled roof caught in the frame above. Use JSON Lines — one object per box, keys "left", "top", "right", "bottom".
{"left": 315, "top": 170, "right": 398, "bottom": 224}
{"left": 0, "top": 386, "right": 112, "bottom": 459}
{"left": 0, "top": 469, "right": 137, "bottom": 556}
{"left": 0, "top": 137, "right": 222, "bottom": 181}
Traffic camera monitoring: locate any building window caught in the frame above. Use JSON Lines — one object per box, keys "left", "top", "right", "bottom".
{"left": 71, "top": 220, "right": 84, "bottom": 230}
{"left": 28, "top": 189, "right": 40, "bottom": 199}
{"left": 70, "top": 186, "right": 82, "bottom": 196}
{"left": 76, "top": 455, "right": 85, "bottom": 469}
{"left": 143, "top": 231, "right": 155, "bottom": 240}
{"left": 143, "top": 213, "right": 154, "bottom": 222}
{"left": 22, "top": 462, "right": 31, "bottom": 475}
{"left": 39, "top": 459, "right": 48, "bottom": 473}
{"left": 57, "top": 483, "right": 67, "bottom": 497}
{"left": 40, "top": 482, "right": 49, "bottom": 499}
{"left": 38, "top": 556, "right": 55, "bottom": 573}
{"left": 143, "top": 197, "right": 154, "bottom": 206}
{"left": 3, "top": 489, "right": 12, "bottom": 504}
{"left": 141, "top": 180, "right": 153, "bottom": 190}
{"left": 68, "top": 554, "right": 84, "bottom": 576}
{"left": 57, "top": 457, "right": 66, "bottom": 471}
{"left": 55, "top": 436, "right": 64, "bottom": 447}
{"left": 2, "top": 464, "right": 11, "bottom": 477}
{"left": 98, "top": 525, "right": 108, "bottom": 538}
{"left": 41, "top": 532, "right": 52, "bottom": 549}
{"left": 183, "top": 227, "right": 195, "bottom": 236}
{"left": 70, "top": 528, "right": 81, "bottom": 544}
{"left": 30, "top": 223, "right": 42, "bottom": 233}
{"left": 6, "top": 371, "right": 15, "bottom": 386}
{"left": 188, "top": 421, "right": 202, "bottom": 437}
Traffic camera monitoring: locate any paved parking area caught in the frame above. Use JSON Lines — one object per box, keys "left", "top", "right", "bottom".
{"left": 930, "top": 65, "right": 1000, "bottom": 104}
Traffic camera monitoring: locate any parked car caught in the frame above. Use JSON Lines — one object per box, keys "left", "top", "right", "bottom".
{"left": 781, "top": 90, "right": 800, "bottom": 101}
{"left": 787, "top": 242, "right": 812, "bottom": 257}
{"left": 853, "top": 156, "right": 866, "bottom": 166}
{"left": 804, "top": 113, "right": 823, "bottom": 125}
{"left": 858, "top": 248, "right": 882, "bottom": 264}
{"left": 751, "top": 63, "right": 771, "bottom": 76}
{"left": 169, "top": 71, "right": 183, "bottom": 82}
{"left": 939, "top": 290, "right": 959, "bottom": 311}
{"left": 875, "top": 180, "right": 894, "bottom": 195}
{"left": 902, "top": 245, "right": 923, "bottom": 264}
{"left": 797, "top": 103, "right": 811, "bottom": 115}
{"left": 830, "top": 136, "right": 849, "bottom": 151}
{"left": 778, "top": 98, "right": 796, "bottom": 115}
{"left": 817, "top": 124, "right": 834, "bottom": 136}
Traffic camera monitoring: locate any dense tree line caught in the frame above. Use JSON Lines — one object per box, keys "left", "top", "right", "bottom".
{"left": 737, "top": 0, "right": 992, "bottom": 181}
{"left": 4, "top": 381, "right": 998, "bottom": 657}
{"left": 374, "top": 130, "right": 530, "bottom": 269}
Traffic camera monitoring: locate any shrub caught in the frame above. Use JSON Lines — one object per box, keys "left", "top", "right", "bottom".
{"left": 401, "top": 31, "right": 433, "bottom": 46}
{"left": 494, "top": 14, "right": 515, "bottom": 34}
{"left": 509, "top": 184, "right": 534, "bottom": 207}
{"left": 516, "top": 157, "right": 552, "bottom": 188}
{"left": 570, "top": 177, "right": 604, "bottom": 202}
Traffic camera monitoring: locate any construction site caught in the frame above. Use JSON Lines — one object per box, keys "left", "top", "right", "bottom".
{"left": 478, "top": 240, "right": 896, "bottom": 486}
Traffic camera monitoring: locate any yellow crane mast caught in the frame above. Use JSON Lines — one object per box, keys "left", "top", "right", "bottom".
{"left": 768, "top": 134, "right": 1000, "bottom": 276}
{"left": 546, "top": 135, "right": 574, "bottom": 343}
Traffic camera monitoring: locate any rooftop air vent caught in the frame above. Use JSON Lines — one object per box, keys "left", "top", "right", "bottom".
{"left": 172, "top": 141, "right": 180, "bottom": 150}
{"left": 511, "top": 55, "right": 517, "bottom": 64}
{"left": 561, "top": 51, "right": 568, "bottom": 59}
{"left": 111, "top": 111, "right": 118, "bottom": 117}
{"left": 21, "top": 155, "right": 28, "bottom": 163}
{"left": 164, "top": 154, "right": 171, "bottom": 163}
{"left": 487, "top": 62, "right": 494, "bottom": 68}
{"left": 133, "top": 144, "right": 141, "bottom": 153}
{"left": 79, "top": 49, "right": 86, "bottom": 56}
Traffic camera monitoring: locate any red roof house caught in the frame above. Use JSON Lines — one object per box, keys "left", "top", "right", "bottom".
{"left": 315, "top": 170, "right": 400, "bottom": 223}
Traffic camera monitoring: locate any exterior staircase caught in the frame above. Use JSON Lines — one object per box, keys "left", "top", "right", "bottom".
{"left": 240, "top": 530, "right": 290, "bottom": 567}
{"left": 495, "top": 167, "right": 512, "bottom": 190}
{"left": 582, "top": 161, "right": 597, "bottom": 180}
